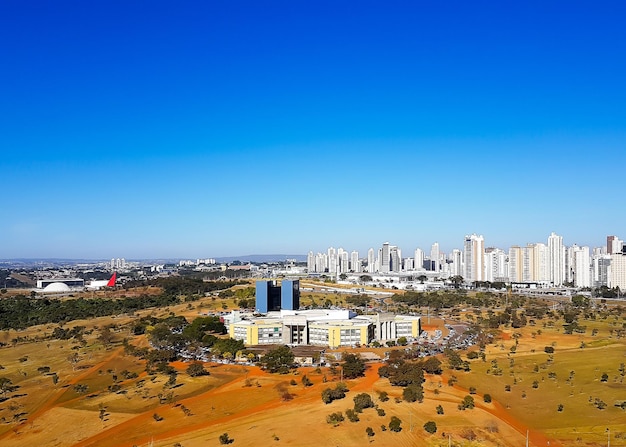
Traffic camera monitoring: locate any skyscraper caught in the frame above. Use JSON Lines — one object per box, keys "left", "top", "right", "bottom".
{"left": 450, "top": 249, "right": 463, "bottom": 276}
{"left": 367, "top": 248, "right": 375, "bottom": 273}
{"left": 572, "top": 245, "right": 591, "bottom": 288}
{"left": 350, "top": 251, "right": 360, "bottom": 273}
{"left": 414, "top": 248, "right": 425, "bottom": 270}
{"left": 548, "top": 232, "right": 565, "bottom": 286}
{"left": 463, "top": 234, "right": 485, "bottom": 282}
{"left": 607, "top": 235, "right": 623, "bottom": 254}
{"left": 381, "top": 242, "right": 390, "bottom": 273}
{"left": 430, "top": 242, "right": 440, "bottom": 273}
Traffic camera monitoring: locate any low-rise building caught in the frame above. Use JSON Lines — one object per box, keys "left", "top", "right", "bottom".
{"left": 228, "top": 309, "right": 420, "bottom": 348}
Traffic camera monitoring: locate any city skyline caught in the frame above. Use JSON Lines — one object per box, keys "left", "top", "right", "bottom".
{"left": 2, "top": 2, "right": 625, "bottom": 259}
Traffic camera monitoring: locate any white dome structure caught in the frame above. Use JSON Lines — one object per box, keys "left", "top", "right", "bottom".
{"left": 42, "top": 282, "right": 71, "bottom": 293}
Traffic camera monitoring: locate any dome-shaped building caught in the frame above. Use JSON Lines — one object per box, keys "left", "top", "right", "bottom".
{"left": 42, "top": 282, "right": 72, "bottom": 293}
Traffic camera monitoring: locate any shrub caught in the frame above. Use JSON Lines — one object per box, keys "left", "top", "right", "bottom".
{"left": 402, "top": 383, "right": 423, "bottom": 403}
{"left": 483, "top": 394, "right": 492, "bottom": 403}
{"left": 186, "top": 362, "right": 208, "bottom": 377}
{"left": 389, "top": 416, "right": 402, "bottom": 432}
{"left": 436, "top": 404, "right": 444, "bottom": 414}
{"left": 219, "top": 433, "right": 233, "bottom": 444}
{"left": 423, "top": 421, "right": 437, "bottom": 434}
{"left": 378, "top": 390, "right": 389, "bottom": 402}
{"left": 321, "top": 384, "right": 348, "bottom": 404}
{"left": 346, "top": 408, "right": 360, "bottom": 422}
{"left": 326, "top": 411, "right": 344, "bottom": 425}
{"left": 366, "top": 427, "right": 375, "bottom": 438}
{"left": 353, "top": 393, "right": 374, "bottom": 412}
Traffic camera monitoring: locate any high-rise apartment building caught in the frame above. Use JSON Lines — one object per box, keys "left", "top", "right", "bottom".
{"left": 607, "top": 235, "right": 623, "bottom": 254}
{"left": 463, "top": 234, "right": 485, "bottom": 282}
{"left": 485, "top": 248, "right": 507, "bottom": 282}
{"left": 450, "top": 249, "right": 463, "bottom": 276}
{"left": 592, "top": 254, "right": 611, "bottom": 287}
{"left": 548, "top": 232, "right": 565, "bottom": 286}
{"left": 367, "top": 248, "right": 375, "bottom": 273}
{"left": 390, "top": 246, "right": 401, "bottom": 272}
{"left": 570, "top": 245, "right": 591, "bottom": 288}
{"left": 430, "top": 242, "right": 440, "bottom": 273}
{"left": 609, "top": 247, "right": 626, "bottom": 290}
{"left": 508, "top": 246, "right": 525, "bottom": 283}
{"left": 414, "top": 248, "right": 425, "bottom": 271}
{"left": 307, "top": 251, "right": 315, "bottom": 272}
{"left": 350, "top": 251, "right": 360, "bottom": 273}
{"left": 381, "top": 242, "right": 391, "bottom": 273}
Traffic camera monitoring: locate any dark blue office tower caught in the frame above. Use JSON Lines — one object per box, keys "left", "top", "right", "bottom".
{"left": 281, "top": 279, "right": 300, "bottom": 310}
{"left": 255, "top": 279, "right": 299, "bottom": 313}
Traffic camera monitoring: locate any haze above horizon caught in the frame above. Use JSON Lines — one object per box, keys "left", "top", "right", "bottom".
{"left": 1, "top": 1, "right": 625, "bottom": 259}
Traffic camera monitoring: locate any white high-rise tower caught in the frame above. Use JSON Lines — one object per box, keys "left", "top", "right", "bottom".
{"left": 463, "top": 234, "right": 485, "bottom": 282}
{"left": 548, "top": 232, "right": 565, "bottom": 286}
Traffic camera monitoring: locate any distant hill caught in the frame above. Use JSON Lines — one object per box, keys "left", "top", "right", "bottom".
{"left": 0, "top": 255, "right": 307, "bottom": 267}
{"left": 214, "top": 254, "right": 306, "bottom": 263}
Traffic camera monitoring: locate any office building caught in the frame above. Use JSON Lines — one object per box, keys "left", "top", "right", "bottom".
{"left": 256, "top": 280, "right": 300, "bottom": 313}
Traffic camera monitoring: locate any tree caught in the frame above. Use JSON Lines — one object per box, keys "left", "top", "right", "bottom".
{"left": 600, "top": 373, "right": 609, "bottom": 382}
{"left": 186, "top": 362, "right": 208, "bottom": 377}
{"left": 346, "top": 408, "right": 360, "bottom": 422}
{"left": 322, "top": 383, "right": 348, "bottom": 404}
{"left": 326, "top": 411, "right": 344, "bottom": 425}
{"left": 420, "top": 357, "right": 442, "bottom": 375}
{"left": 460, "top": 395, "right": 475, "bottom": 410}
{"left": 436, "top": 405, "right": 444, "bottom": 414}
{"left": 353, "top": 393, "right": 374, "bottom": 412}
{"left": 0, "top": 377, "right": 16, "bottom": 397}
{"left": 260, "top": 345, "right": 294, "bottom": 374}
{"left": 403, "top": 383, "right": 423, "bottom": 403}
{"left": 483, "top": 393, "right": 492, "bottom": 403}
{"left": 366, "top": 426, "right": 375, "bottom": 438}
{"left": 423, "top": 421, "right": 437, "bottom": 434}
{"left": 389, "top": 416, "right": 402, "bottom": 432}
{"left": 378, "top": 390, "right": 389, "bottom": 402}
{"left": 98, "top": 326, "right": 115, "bottom": 347}
{"left": 449, "top": 275, "right": 464, "bottom": 288}
{"left": 342, "top": 353, "right": 366, "bottom": 379}
{"left": 219, "top": 433, "right": 233, "bottom": 444}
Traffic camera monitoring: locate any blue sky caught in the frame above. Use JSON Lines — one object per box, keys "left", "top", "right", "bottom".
{"left": 1, "top": 1, "right": 625, "bottom": 259}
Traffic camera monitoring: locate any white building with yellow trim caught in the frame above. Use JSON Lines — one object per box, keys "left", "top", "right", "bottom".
{"left": 227, "top": 309, "right": 420, "bottom": 348}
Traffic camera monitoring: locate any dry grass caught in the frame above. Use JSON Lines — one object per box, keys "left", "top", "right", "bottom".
{"left": 0, "top": 295, "right": 624, "bottom": 446}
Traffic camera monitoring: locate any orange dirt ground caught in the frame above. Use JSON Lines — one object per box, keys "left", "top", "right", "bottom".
{"left": 0, "top": 343, "right": 561, "bottom": 447}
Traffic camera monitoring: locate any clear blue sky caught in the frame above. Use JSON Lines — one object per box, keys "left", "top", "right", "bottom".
{"left": 1, "top": 1, "right": 625, "bottom": 259}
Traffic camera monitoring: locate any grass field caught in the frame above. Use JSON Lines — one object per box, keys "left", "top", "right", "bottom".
{"left": 0, "top": 289, "right": 624, "bottom": 446}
